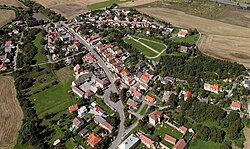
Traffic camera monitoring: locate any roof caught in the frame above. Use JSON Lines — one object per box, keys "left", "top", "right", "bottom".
{"left": 85, "top": 90, "right": 94, "bottom": 98}
{"left": 73, "top": 72, "right": 93, "bottom": 86}
{"left": 127, "top": 99, "right": 140, "bottom": 107}
{"left": 118, "top": 134, "right": 140, "bottom": 149}
{"left": 131, "top": 88, "right": 142, "bottom": 97}
{"left": 231, "top": 101, "right": 242, "bottom": 109}
{"left": 72, "top": 86, "right": 84, "bottom": 96}
{"left": 104, "top": 121, "right": 114, "bottom": 131}
{"left": 87, "top": 133, "right": 102, "bottom": 147}
{"left": 121, "top": 70, "right": 130, "bottom": 77}
{"left": 165, "top": 134, "right": 177, "bottom": 144}
{"left": 140, "top": 74, "right": 150, "bottom": 83}
{"left": 179, "top": 126, "right": 188, "bottom": 134}
{"left": 149, "top": 110, "right": 163, "bottom": 120}
{"left": 5, "top": 41, "right": 12, "bottom": 46}
{"left": 78, "top": 128, "right": 88, "bottom": 136}
{"left": 69, "top": 104, "right": 78, "bottom": 113}
{"left": 95, "top": 105, "right": 105, "bottom": 114}
{"left": 184, "top": 91, "right": 192, "bottom": 100}
{"left": 53, "top": 139, "right": 61, "bottom": 146}
{"left": 145, "top": 95, "right": 155, "bottom": 104}
{"left": 139, "top": 134, "right": 154, "bottom": 146}
{"left": 174, "top": 139, "right": 186, "bottom": 149}
{"left": 73, "top": 117, "right": 83, "bottom": 126}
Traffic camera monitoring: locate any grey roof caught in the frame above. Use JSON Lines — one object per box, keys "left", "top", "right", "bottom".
{"left": 74, "top": 72, "right": 93, "bottom": 86}
{"left": 78, "top": 128, "right": 88, "bottom": 136}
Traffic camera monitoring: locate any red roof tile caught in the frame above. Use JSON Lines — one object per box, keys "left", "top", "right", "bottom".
{"left": 87, "top": 133, "right": 102, "bottom": 147}
{"left": 165, "top": 134, "right": 177, "bottom": 145}
{"left": 139, "top": 134, "right": 154, "bottom": 146}
{"left": 149, "top": 110, "right": 163, "bottom": 121}
{"left": 174, "top": 139, "right": 186, "bottom": 149}
{"left": 69, "top": 104, "right": 78, "bottom": 113}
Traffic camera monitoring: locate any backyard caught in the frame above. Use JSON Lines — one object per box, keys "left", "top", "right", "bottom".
{"left": 154, "top": 122, "right": 183, "bottom": 140}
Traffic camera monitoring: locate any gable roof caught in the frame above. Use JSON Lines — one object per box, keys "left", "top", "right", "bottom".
{"left": 231, "top": 101, "right": 242, "bottom": 109}
{"left": 179, "top": 126, "right": 188, "bottom": 134}
{"left": 140, "top": 74, "right": 150, "bottom": 83}
{"left": 174, "top": 139, "right": 186, "bottom": 149}
{"left": 95, "top": 105, "right": 105, "bottom": 114}
{"left": 69, "top": 104, "right": 78, "bottom": 113}
{"left": 131, "top": 88, "right": 142, "bottom": 97}
{"left": 149, "top": 110, "right": 163, "bottom": 120}
{"left": 165, "top": 134, "right": 177, "bottom": 145}
{"left": 87, "top": 133, "right": 102, "bottom": 147}
{"left": 73, "top": 117, "right": 83, "bottom": 126}
{"left": 139, "top": 134, "right": 154, "bottom": 146}
{"left": 145, "top": 95, "right": 155, "bottom": 104}
{"left": 85, "top": 90, "right": 94, "bottom": 98}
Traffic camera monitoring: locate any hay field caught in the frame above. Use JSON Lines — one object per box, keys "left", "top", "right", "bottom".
{"left": 0, "top": 76, "right": 23, "bottom": 149}
{"left": 0, "top": 9, "right": 16, "bottom": 27}
{"left": 33, "top": 0, "right": 106, "bottom": 18}
{"left": 138, "top": 8, "right": 250, "bottom": 68}
{"left": 119, "top": 0, "right": 159, "bottom": 7}
{"left": 0, "top": 0, "right": 26, "bottom": 8}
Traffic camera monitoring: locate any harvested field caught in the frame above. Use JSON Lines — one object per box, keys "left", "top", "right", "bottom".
{"left": 33, "top": 0, "right": 106, "bottom": 18}
{"left": 0, "top": 9, "right": 16, "bottom": 27}
{"left": 119, "top": 0, "right": 158, "bottom": 7}
{"left": 138, "top": 8, "right": 250, "bottom": 68}
{"left": 244, "top": 127, "right": 250, "bottom": 149}
{"left": 0, "top": 76, "right": 23, "bottom": 149}
{"left": 0, "top": 0, "right": 26, "bottom": 8}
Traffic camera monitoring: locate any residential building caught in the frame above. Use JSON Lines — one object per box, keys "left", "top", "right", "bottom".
{"left": 231, "top": 101, "right": 242, "bottom": 111}
{"left": 74, "top": 64, "right": 84, "bottom": 74}
{"left": 145, "top": 95, "right": 155, "bottom": 104}
{"left": 242, "top": 78, "right": 250, "bottom": 88}
{"left": 130, "top": 88, "right": 142, "bottom": 99}
{"left": 140, "top": 73, "right": 150, "bottom": 83}
{"left": 178, "top": 126, "right": 188, "bottom": 134}
{"left": 69, "top": 104, "right": 78, "bottom": 113}
{"left": 173, "top": 139, "right": 186, "bottom": 149}
{"left": 177, "top": 29, "right": 188, "bottom": 38}
{"left": 165, "top": 134, "right": 177, "bottom": 145}
{"left": 180, "top": 46, "right": 189, "bottom": 53}
{"left": 204, "top": 83, "right": 223, "bottom": 94}
{"left": 94, "top": 105, "right": 106, "bottom": 116}
{"left": 95, "top": 78, "right": 109, "bottom": 88}
{"left": 78, "top": 106, "right": 88, "bottom": 117}
{"left": 72, "top": 86, "right": 84, "bottom": 98}
{"left": 127, "top": 99, "right": 141, "bottom": 110}
{"left": 73, "top": 117, "right": 84, "bottom": 129}
{"left": 94, "top": 116, "right": 114, "bottom": 133}
{"left": 139, "top": 134, "right": 155, "bottom": 149}
{"left": 118, "top": 134, "right": 140, "bottom": 149}
{"left": 184, "top": 91, "right": 192, "bottom": 101}
{"left": 78, "top": 128, "right": 88, "bottom": 137}
{"left": 149, "top": 110, "right": 163, "bottom": 126}
{"left": 84, "top": 90, "right": 94, "bottom": 99}
{"left": 87, "top": 133, "right": 102, "bottom": 148}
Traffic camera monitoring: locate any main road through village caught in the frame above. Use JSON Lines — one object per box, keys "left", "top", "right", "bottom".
{"left": 62, "top": 22, "right": 128, "bottom": 148}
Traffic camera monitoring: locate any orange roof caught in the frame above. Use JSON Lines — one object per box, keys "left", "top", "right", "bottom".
{"left": 116, "top": 49, "right": 123, "bottom": 54}
{"left": 210, "top": 84, "right": 219, "bottom": 91}
{"left": 184, "top": 91, "right": 192, "bottom": 100}
{"left": 87, "top": 133, "right": 102, "bottom": 147}
{"left": 5, "top": 41, "right": 12, "bottom": 46}
{"left": 174, "top": 139, "right": 186, "bottom": 149}
{"left": 131, "top": 88, "right": 142, "bottom": 97}
{"left": 121, "top": 71, "right": 130, "bottom": 77}
{"left": 104, "top": 121, "right": 113, "bottom": 132}
{"left": 178, "top": 31, "right": 188, "bottom": 36}
{"left": 69, "top": 104, "right": 78, "bottom": 113}
{"left": 140, "top": 74, "right": 150, "bottom": 83}
{"left": 145, "top": 95, "right": 155, "bottom": 104}
{"left": 104, "top": 52, "right": 112, "bottom": 57}
{"left": 165, "top": 134, "right": 177, "bottom": 145}
{"left": 179, "top": 126, "right": 188, "bottom": 134}
{"left": 139, "top": 134, "right": 154, "bottom": 146}
{"left": 149, "top": 110, "right": 163, "bottom": 120}
{"left": 231, "top": 101, "right": 242, "bottom": 109}
{"left": 95, "top": 105, "right": 105, "bottom": 114}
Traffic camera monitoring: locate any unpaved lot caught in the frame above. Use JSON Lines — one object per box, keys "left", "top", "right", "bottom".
{"left": 33, "top": 0, "right": 106, "bottom": 18}
{"left": 0, "top": 76, "right": 23, "bottom": 149}
{"left": 138, "top": 8, "right": 250, "bottom": 68}
{"left": 0, "top": 9, "right": 16, "bottom": 27}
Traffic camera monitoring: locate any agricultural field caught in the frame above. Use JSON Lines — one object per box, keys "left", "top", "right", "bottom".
{"left": 0, "top": 9, "right": 16, "bottom": 27}
{"left": 87, "top": 0, "right": 132, "bottom": 10}
{"left": 0, "top": 76, "right": 23, "bottom": 149}
{"left": 0, "top": 0, "right": 26, "bottom": 8}
{"left": 137, "top": 7, "right": 250, "bottom": 67}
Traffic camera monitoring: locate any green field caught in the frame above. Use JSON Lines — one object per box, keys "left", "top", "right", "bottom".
{"left": 134, "top": 36, "right": 166, "bottom": 52}
{"left": 87, "top": 0, "right": 132, "bottom": 10}
{"left": 139, "top": 104, "right": 148, "bottom": 115}
{"left": 154, "top": 123, "right": 183, "bottom": 139}
{"left": 171, "top": 34, "right": 199, "bottom": 45}
{"left": 123, "top": 37, "right": 158, "bottom": 57}
{"left": 33, "top": 32, "right": 47, "bottom": 64}
{"left": 188, "top": 139, "right": 221, "bottom": 149}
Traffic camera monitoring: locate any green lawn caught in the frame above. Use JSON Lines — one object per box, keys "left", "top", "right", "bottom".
{"left": 134, "top": 34, "right": 164, "bottom": 43}
{"left": 154, "top": 123, "right": 183, "bottom": 139}
{"left": 188, "top": 139, "right": 221, "bottom": 149}
{"left": 65, "top": 138, "right": 76, "bottom": 149}
{"left": 87, "top": 0, "right": 132, "bottom": 10}
{"left": 136, "top": 143, "right": 147, "bottom": 149}
{"left": 33, "top": 32, "right": 47, "bottom": 64}
{"left": 93, "top": 96, "right": 114, "bottom": 115}
{"left": 171, "top": 34, "right": 199, "bottom": 45}
{"left": 123, "top": 37, "right": 158, "bottom": 57}
{"left": 139, "top": 104, "right": 148, "bottom": 115}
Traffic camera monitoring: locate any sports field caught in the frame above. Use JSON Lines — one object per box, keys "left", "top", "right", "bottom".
{"left": 124, "top": 35, "right": 167, "bottom": 58}
{"left": 0, "top": 9, "right": 16, "bottom": 27}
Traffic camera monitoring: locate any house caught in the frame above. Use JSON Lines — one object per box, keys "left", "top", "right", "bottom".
{"left": 145, "top": 95, "right": 155, "bottom": 104}
{"left": 178, "top": 126, "right": 188, "bottom": 134}
{"left": 119, "top": 80, "right": 129, "bottom": 89}
{"left": 178, "top": 29, "right": 188, "bottom": 38}
{"left": 94, "top": 105, "right": 106, "bottom": 116}
{"left": 72, "top": 72, "right": 93, "bottom": 86}
{"left": 231, "top": 101, "right": 242, "bottom": 111}
{"left": 165, "top": 134, "right": 177, "bottom": 145}
{"left": 204, "top": 83, "right": 223, "bottom": 94}
{"left": 82, "top": 52, "right": 95, "bottom": 63}
{"left": 130, "top": 88, "right": 142, "bottom": 99}
{"left": 160, "top": 76, "right": 176, "bottom": 84}
{"left": 78, "top": 106, "right": 88, "bottom": 117}
{"left": 118, "top": 134, "right": 140, "bottom": 149}
{"left": 140, "top": 73, "right": 150, "bottom": 83}
{"left": 149, "top": 110, "right": 163, "bottom": 126}
{"left": 95, "top": 78, "right": 109, "bottom": 88}
{"left": 127, "top": 99, "right": 141, "bottom": 110}
{"left": 173, "top": 139, "right": 186, "bottom": 149}
{"left": 242, "top": 78, "right": 250, "bottom": 88}
{"left": 52, "top": 53, "right": 60, "bottom": 61}
{"left": 139, "top": 134, "right": 155, "bottom": 149}
{"left": 69, "top": 104, "right": 78, "bottom": 113}
{"left": 78, "top": 128, "right": 88, "bottom": 137}
{"left": 184, "top": 91, "right": 192, "bottom": 101}
{"left": 94, "top": 116, "right": 114, "bottom": 133}
{"left": 72, "top": 86, "right": 84, "bottom": 98}
{"left": 87, "top": 133, "right": 102, "bottom": 148}
{"left": 84, "top": 90, "right": 94, "bottom": 99}
{"left": 74, "top": 64, "right": 84, "bottom": 74}
{"left": 180, "top": 46, "right": 189, "bottom": 53}
{"left": 73, "top": 117, "right": 84, "bottom": 129}
{"left": 137, "top": 83, "right": 148, "bottom": 91}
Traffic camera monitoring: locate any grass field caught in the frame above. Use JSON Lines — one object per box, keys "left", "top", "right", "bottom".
{"left": 171, "top": 34, "right": 199, "bottom": 45}
{"left": 0, "top": 9, "right": 16, "bottom": 27}
{"left": 154, "top": 123, "right": 183, "bottom": 139}
{"left": 0, "top": 76, "right": 23, "bottom": 149}
{"left": 188, "top": 139, "right": 221, "bottom": 149}
{"left": 137, "top": 7, "right": 250, "bottom": 67}
{"left": 87, "top": 0, "right": 132, "bottom": 10}
{"left": 139, "top": 104, "right": 148, "bottom": 115}
{"left": 0, "top": 0, "right": 26, "bottom": 8}
{"left": 33, "top": 32, "right": 47, "bottom": 64}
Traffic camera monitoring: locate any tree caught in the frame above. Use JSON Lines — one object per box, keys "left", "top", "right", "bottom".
{"left": 110, "top": 92, "right": 118, "bottom": 102}
{"left": 96, "top": 88, "right": 104, "bottom": 96}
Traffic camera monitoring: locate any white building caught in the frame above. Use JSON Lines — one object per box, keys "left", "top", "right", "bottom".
{"left": 118, "top": 134, "right": 140, "bottom": 149}
{"left": 78, "top": 106, "right": 88, "bottom": 117}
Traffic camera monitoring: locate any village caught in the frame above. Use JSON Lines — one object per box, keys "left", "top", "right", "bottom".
{"left": 1, "top": 4, "right": 250, "bottom": 149}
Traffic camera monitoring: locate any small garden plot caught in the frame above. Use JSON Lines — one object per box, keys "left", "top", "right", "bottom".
{"left": 154, "top": 123, "right": 183, "bottom": 139}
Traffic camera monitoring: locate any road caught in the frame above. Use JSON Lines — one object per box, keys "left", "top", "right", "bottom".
{"left": 62, "top": 22, "right": 127, "bottom": 148}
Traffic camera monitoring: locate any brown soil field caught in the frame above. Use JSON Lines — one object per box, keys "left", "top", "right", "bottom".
{"left": 0, "top": 76, "right": 23, "bottom": 149}
{"left": 33, "top": 0, "right": 106, "bottom": 18}
{"left": 244, "top": 127, "right": 250, "bottom": 149}
{"left": 0, "top": 0, "right": 26, "bottom": 8}
{"left": 0, "top": 9, "right": 16, "bottom": 27}
{"left": 119, "top": 0, "right": 158, "bottom": 7}
{"left": 138, "top": 8, "right": 250, "bottom": 68}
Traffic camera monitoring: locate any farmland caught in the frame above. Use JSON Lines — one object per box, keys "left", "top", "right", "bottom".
{"left": 87, "top": 0, "right": 132, "bottom": 10}
{"left": 0, "top": 0, "right": 26, "bottom": 8}
{"left": 0, "top": 9, "right": 16, "bottom": 27}
{"left": 0, "top": 76, "right": 23, "bottom": 149}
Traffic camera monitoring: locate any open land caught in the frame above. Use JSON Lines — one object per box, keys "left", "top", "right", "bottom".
{"left": 188, "top": 139, "right": 221, "bottom": 149}
{"left": 244, "top": 127, "right": 250, "bottom": 149}
{"left": 137, "top": 7, "right": 250, "bottom": 68}
{"left": 87, "top": 0, "right": 132, "bottom": 10}
{"left": 0, "top": 9, "right": 16, "bottom": 27}
{"left": 0, "top": 0, "right": 26, "bottom": 8}
{"left": 0, "top": 76, "right": 23, "bottom": 149}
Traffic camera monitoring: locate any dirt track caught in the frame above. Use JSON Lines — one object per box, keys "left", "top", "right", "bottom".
{"left": 0, "top": 76, "right": 23, "bottom": 149}
{"left": 138, "top": 7, "right": 250, "bottom": 68}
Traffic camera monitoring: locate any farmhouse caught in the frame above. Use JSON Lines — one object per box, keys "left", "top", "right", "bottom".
{"left": 72, "top": 86, "right": 84, "bottom": 98}
{"left": 149, "top": 110, "right": 163, "bottom": 126}
{"left": 87, "top": 133, "right": 102, "bottom": 148}
{"left": 177, "top": 29, "right": 188, "bottom": 38}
